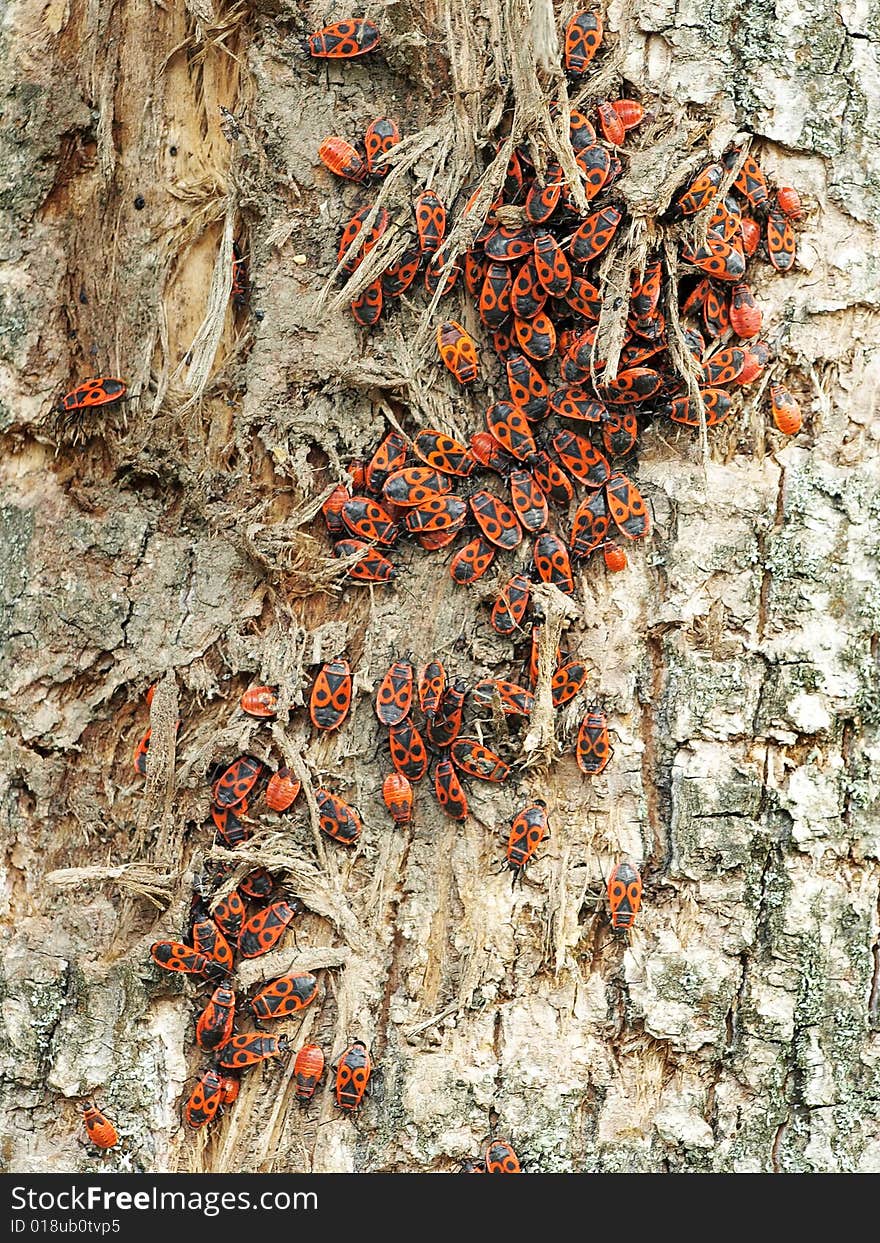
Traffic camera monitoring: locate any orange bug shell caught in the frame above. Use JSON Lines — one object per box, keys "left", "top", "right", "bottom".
{"left": 82, "top": 1104, "right": 119, "bottom": 1149}
{"left": 602, "top": 543, "right": 628, "bottom": 572}
{"left": 219, "top": 1074, "right": 240, "bottom": 1106}
{"left": 294, "top": 1043, "right": 325, "bottom": 1103}
{"left": 607, "top": 860, "right": 642, "bottom": 930}
{"left": 382, "top": 771, "right": 414, "bottom": 825}
{"left": 265, "top": 767, "right": 302, "bottom": 813}
{"left": 485, "top": 1138, "right": 522, "bottom": 1172}
{"left": 335, "top": 1039, "right": 372, "bottom": 1110}
{"left": 317, "top": 136, "right": 367, "bottom": 182}
{"left": 611, "top": 98, "right": 645, "bottom": 130}
{"left": 506, "top": 803, "right": 549, "bottom": 876}
{"left": 240, "top": 686, "right": 278, "bottom": 718}
{"left": 776, "top": 186, "right": 802, "bottom": 219}
{"left": 770, "top": 383, "right": 802, "bottom": 435}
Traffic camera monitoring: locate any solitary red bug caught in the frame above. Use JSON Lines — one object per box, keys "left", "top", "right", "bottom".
{"left": 315, "top": 789, "right": 362, "bottom": 845}
{"left": 564, "top": 8, "right": 603, "bottom": 74}
{"left": 184, "top": 1068, "right": 224, "bottom": 1129}
{"left": 485, "top": 1138, "right": 522, "bottom": 1173}
{"left": 238, "top": 900, "right": 299, "bottom": 958}
{"left": 250, "top": 973, "right": 319, "bottom": 1020}
{"left": 310, "top": 659, "right": 353, "bottom": 731}
{"left": 196, "top": 985, "right": 236, "bottom": 1052}
{"left": 265, "top": 767, "right": 301, "bottom": 813}
{"left": 382, "top": 771, "right": 414, "bottom": 826}
{"left": 57, "top": 378, "right": 127, "bottom": 413}
{"left": 576, "top": 709, "right": 613, "bottom": 775}
{"left": 607, "top": 861, "right": 643, "bottom": 930}
{"left": 294, "top": 1044, "right": 325, "bottom": 1104}
{"left": 218, "top": 1033, "right": 289, "bottom": 1070}
{"left": 307, "top": 18, "right": 380, "bottom": 58}
{"left": 375, "top": 659, "right": 414, "bottom": 726}
{"left": 240, "top": 686, "right": 278, "bottom": 718}
{"left": 505, "top": 803, "right": 549, "bottom": 882}
{"left": 317, "top": 136, "right": 367, "bottom": 182}
{"left": 770, "top": 384, "right": 802, "bottom": 435}
{"left": 82, "top": 1103, "right": 119, "bottom": 1150}
{"left": 335, "top": 1040, "right": 372, "bottom": 1110}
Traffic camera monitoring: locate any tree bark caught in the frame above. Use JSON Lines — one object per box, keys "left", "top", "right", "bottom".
{"left": 1, "top": 0, "right": 879, "bottom": 1174}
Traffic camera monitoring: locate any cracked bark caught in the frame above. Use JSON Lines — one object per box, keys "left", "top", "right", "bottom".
{"left": 0, "top": 0, "right": 879, "bottom": 1174}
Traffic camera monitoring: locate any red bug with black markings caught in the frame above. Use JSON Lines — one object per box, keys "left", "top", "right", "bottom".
{"left": 473, "top": 678, "right": 534, "bottom": 718}
{"left": 341, "top": 496, "right": 400, "bottom": 545}
{"left": 770, "top": 383, "right": 802, "bottom": 435}
{"left": 239, "top": 868, "right": 275, "bottom": 902}
{"left": 211, "top": 801, "right": 251, "bottom": 848}
{"left": 389, "top": 718, "right": 429, "bottom": 781}
{"left": 505, "top": 802, "right": 549, "bottom": 882}
{"left": 766, "top": 207, "right": 796, "bottom": 272}
{"left": 479, "top": 261, "right": 514, "bottom": 327}
{"left": 365, "top": 431, "right": 408, "bottom": 494}
{"left": 375, "top": 659, "right": 415, "bottom": 725}
{"left": 570, "top": 489, "right": 611, "bottom": 560}
{"left": 414, "top": 189, "right": 447, "bottom": 254}
{"left": 212, "top": 890, "right": 246, "bottom": 942}
{"left": 450, "top": 738, "right": 510, "bottom": 783}
{"left": 150, "top": 941, "right": 223, "bottom": 979}
{"left": 513, "top": 311, "right": 556, "bottom": 361}
{"left": 350, "top": 280, "right": 383, "bottom": 327}
{"left": 551, "top": 659, "right": 589, "bottom": 708}
{"left": 607, "top": 860, "right": 643, "bottom": 931}
{"left": 218, "top": 1033, "right": 290, "bottom": 1070}
{"left": 413, "top": 426, "right": 475, "bottom": 476}
{"left": 307, "top": 18, "right": 380, "bottom": 59}
{"left": 605, "top": 473, "right": 651, "bottom": 540}
{"left": 576, "top": 708, "right": 613, "bottom": 776}
{"left": 334, "top": 539, "right": 398, "bottom": 583}
{"left": 485, "top": 1138, "right": 522, "bottom": 1173}
{"left": 196, "top": 985, "right": 236, "bottom": 1053}
{"left": 533, "top": 532, "right": 575, "bottom": 595}
{"left": 238, "top": 900, "right": 300, "bottom": 958}
{"left": 450, "top": 537, "right": 497, "bottom": 585}
{"left": 57, "top": 377, "right": 127, "bottom": 413}
{"left": 417, "top": 661, "right": 447, "bottom": 720}
{"left": 191, "top": 910, "right": 235, "bottom": 974}
{"left": 564, "top": 8, "right": 603, "bottom": 74}
{"left": 505, "top": 353, "right": 549, "bottom": 421}
{"left": 364, "top": 117, "right": 400, "bottom": 176}
{"left": 570, "top": 205, "right": 622, "bottom": 263}
{"left": 250, "top": 972, "right": 319, "bottom": 1020}
{"left": 490, "top": 574, "right": 531, "bottom": 636}
{"left": 335, "top": 1039, "right": 372, "bottom": 1111}
{"left": 382, "top": 246, "right": 422, "bottom": 299}
{"left": 532, "top": 451, "right": 574, "bottom": 505}
{"left": 434, "top": 758, "right": 469, "bottom": 820}
{"left": 426, "top": 681, "right": 468, "bottom": 749}
{"left": 184, "top": 1067, "right": 225, "bottom": 1129}
{"left": 404, "top": 494, "right": 469, "bottom": 536}
{"left": 672, "top": 163, "right": 724, "bottom": 216}
{"left": 485, "top": 402, "right": 538, "bottom": 464}
{"left": 383, "top": 466, "right": 451, "bottom": 508}
{"left": 507, "top": 468, "right": 548, "bottom": 533}
{"left": 525, "top": 164, "right": 563, "bottom": 225}
{"left": 469, "top": 489, "right": 523, "bottom": 551}
{"left": 510, "top": 257, "right": 548, "bottom": 320}
{"left": 315, "top": 789, "right": 362, "bottom": 845}
{"left": 309, "top": 659, "right": 353, "bottom": 731}
{"left": 551, "top": 430, "right": 610, "bottom": 489}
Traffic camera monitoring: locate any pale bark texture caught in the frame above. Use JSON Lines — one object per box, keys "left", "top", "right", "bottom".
{"left": 1, "top": 0, "right": 879, "bottom": 1174}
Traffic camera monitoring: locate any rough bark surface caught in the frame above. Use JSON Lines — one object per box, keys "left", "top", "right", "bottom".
{"left": 1, "top": 0, "right": 879, "bottom": 1174}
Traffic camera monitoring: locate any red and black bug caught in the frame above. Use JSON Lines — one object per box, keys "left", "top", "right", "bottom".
{"left": 551, "top": 659, "right": 589, "bottom": 707}
{"left": 191, "top": 911, "right": 235, "bottom": 974}
{"left": 450, "top": 537, "right": 497, "bottom": 585}
{"left": 666, "top": 388, "right": 732, "bottom": 427}
{"left": 485, "top": 1138, "right": 522, "bottom": 1173}
{"left": 184, "top": 1068, "right": 224, "bottom": 1129}
{"left": 484, "top": 226, "right": 534, "bottom": 263}
{"left": 310, "top": 658, "right": 353, "bottom": 731}
{"left": 770, "top": 383, "right": 802, "bottom": 435}
{"left": 240, "top": 686, "right": 278, "bottom": 718}
{"left": 251, "top": 973, "right": 319, "bottom": 1020}
{"left": 731, "top": 152, "right": 769, "bottom": 209}
{"left": 293, "top": 1044, "right": 325, "bottom": 1104}
{"left": 463, "top": 248, "right": 489, "bottom": 298}
{"left": 317, "top": 136, "right": 367, "bottom": 182}
{"left": 550, "top": 385, "right": 604, "bottom": 423}
{"left": 605, "top": 473, "right": 651, "bottom": 540}
{"left": 382, "top": 771, "right": 414, "bottom": 826}
{"left": 382, "top": 246, "right": 422, "bottom": 298}
{"left": 57, "top": 377, "right": 127, "bottom": 413}
{"left": 133, "top": 728, "right": 151, "bottom": 775}
{"left": 602, "top": 411, "right": 638, "bottom": 459}
{"left": 569, "top": 206, "right": 622, "bottom": 263}
{"left": 532, "top": 451, "right": 574, "bottom": 504}
{"left": 681, "top": 238, "right": 745, "bottom": 282}
{"left": 322, "top": 484, "right": 350, "bottom": 536}
{"left": 219, "top": 1074, "right": 240, "bottom": 1106}
{"left": 525, "top": 164, "right": 563, "bottom": 225}
{"left": 238, "top": 900, "right": 299, "bottom": 958}
{"left": 351, "top": 279, "right": 383, "bottom": 327}
{"left": 239, "top": 868, "right": 275, "bottom": 901}
{"left": 568, "top": 111, "right": 597, "bottom": 151}
{"left": 315, "top": 789, "right": 362, "bottom": 845}
{"left": 418, "top": 661, "right": 447, "bottom": 720}
{"left": 451, "top": 738, "right": 510, "bottom": 782}
{"left": 415, "top": 189, "right": 447, "bottom": 254}
{"left": 607, "top": 860, "right": 642, "bottom": 930}
{"left": 218, "top": 1033, "right": 290, "bottom": 1070}
{"left": 335, "top": 1040, "right": 372, "bottom": 1110}
{"left": 307, "top": 18, "right": 380, "bottom": 58}
{"left": 508, "top": 469, "right": 548, "bottom": 533}
{"left": 212, "top": 756, "right": 263, "bottom": 809}
{"left": 231, "top": 242, "right": 248, "bottom": 308}
{"left": 434, "top": 758, "right": 469, "bottom": 820}
{"left": 338, "top": 206, "right": 388, "bottom": 276}
{"left": 364, "top": 117, "right": 400, "bottom": 175}
{"left": 375, "top": 659, "right": 415, "bottom": 725}
{"left": 631, "top": 260, "right": 663, "bottom": 319}
{"left": 506, "top": 803, "right": 549, "bottom": 880}
{"left": 600, "top": 367, "right": 663, "bottom": 404}
{"left": 574, "top": 143, "right": 611, "bottom": 200}
{"left": 596, "top": 100, "right": 625, "bottom": 146}
{"left": 82, "top": 1103, "right": 119, "bottom": 1149}
{"left": 479, "top": 261, "right": 514, "bottom": 327}
{"left": 533, "top": 532, "right": 574, "bottom": 595}
{"left": 702, "top": 283, "right": 730, "bottom": 338}
{"left": 404, "top": 494, "right": 469, "bottom": 535}
{"left": 212, "top": 890, "right": 246, "bottom": 942}
{"left": 389, "top": 718, "right": 429, "bottom": 781}
{"left": 506, "top": 353, "right": 549, "bottom": 420}
{"left": 514, "top": 311, "right": 556, "bottom": 361}
{"left": 490, "top": 574, "right": 531, "bottom": 635}
{"left": 334, "top": 539, "right": 397, "bottom": 583}
{"left": 424, "top": 249, "right": 459, "bottom": 298}
{"left": 472, "top": 678, "right": 534, "bottom": 717}
{"left": 576, "top": 708, "right": 613, "bottom": 775}
{"left": 570, "top": 489, "right": 611, "bottom": 559}
{"left": 552, "top": 429, "right": 610, "bottom": 488}
{"left": 383, "top": 466, "right": 450, "bottom": 508}
{"left": 265, "top": 767, "right": 302, "bottom": 813}
{"left": 426, "top": 681, "right": 468, "bottom": 750}
{"left": 150, "top": 941, "right": 220, "bottom": 978}
{"left": 341, "top": 496, "right": 399, "bottom": 545}
{"left": 211, "top": 801, "right": 251, "bottom": 848}
{"left": 365, "top": 431, "right": 408, "bottom": 493}
{"left": 564, "top": 8, "right": 603, "bottom": 74}
{"left": 565, "top": 275, "right": 602, "bottom": 320}
{"left": 486, "top": 402, "right": 538, "bottom": 464}
{"left": 413, "top": 427, "right": 475, "bottom": 476}
{"left": 673, "top": 162, "right": 723, "bottom": 216}
{"left": 510, "top": 257, "right": 548, "bottom": 320}
{"left": 766, "top": 207, "right": 796, "bottom": 272}
{"left": 729, "top": 282, "right": 762, "bottom": 338}
{"left": 469, "top": 489, "right": 523, "bottom": 551}
{"left": 700, "top": 346, "right": 746, "bottom": 386}
{"left": 533, "top": 232, "right": 572, "bottom": 297}
{"left": 196, "top": 985, "right": 236, "bottom": 1052}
